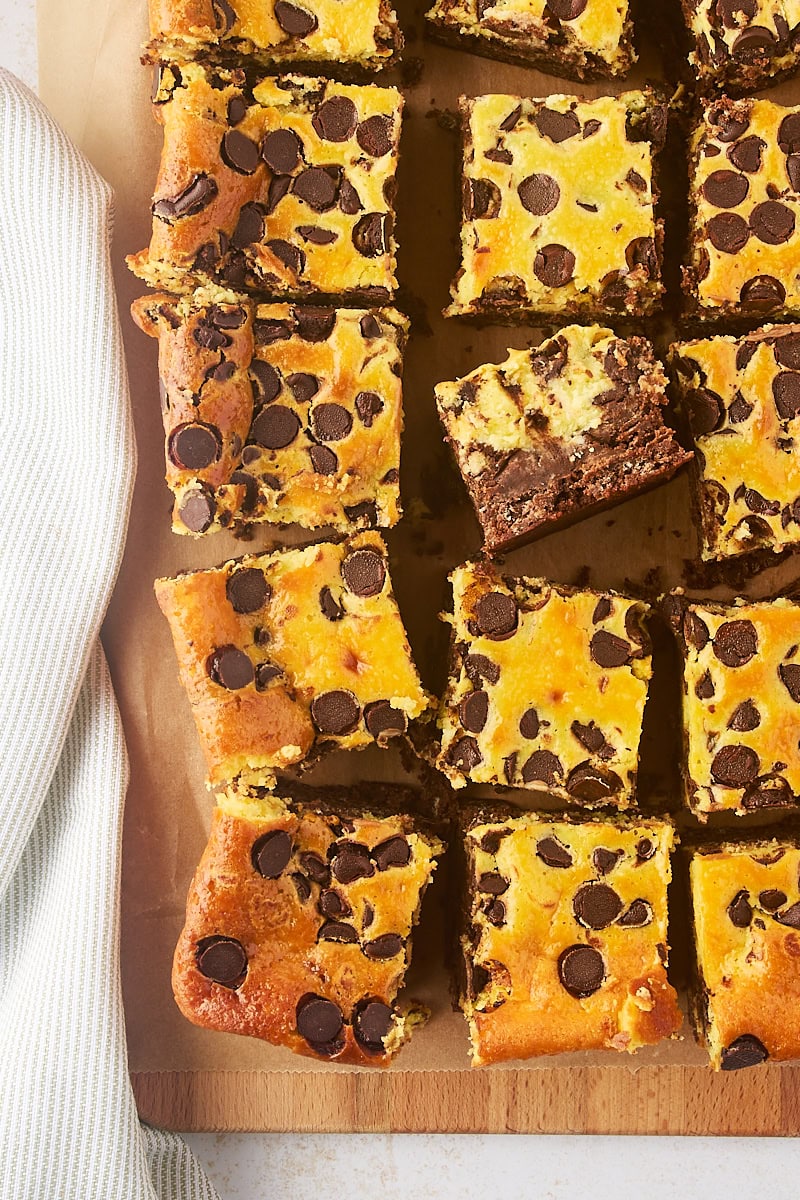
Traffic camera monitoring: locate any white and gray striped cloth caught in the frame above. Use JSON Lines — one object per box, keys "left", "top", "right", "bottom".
{"left": 0, "top": 68, "right": 218, "bottom": 1200}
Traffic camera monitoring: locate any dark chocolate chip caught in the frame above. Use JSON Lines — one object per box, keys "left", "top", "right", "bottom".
{"left": 339, "top": 179, "right": 362, "bottom": 214}
{"left": 721, "top": 1035, "right": 768, "bottom": 1071}
{"left": 566, "top": 763, "right": 623, "bottom": 803}
{"left": 636, "top": 838, "right": 655, "bottom": 862}
{"left": 267, "top": 238, "right": 305, "bottom": 274}
{"left": 546, "top": 0, "right": 587, "bottom": 15}
{"left": 533, "top": 244, "right": 575, "bottom": 288}
{"left": 684, "top": 610, "right": 710, "bottom": 650}
{"left": 169, "top": 423, "right": 220, "bottom": 469}
{"left": 355, "top": 391, "right": 384, "bottom": 427}
{"left": 713, "top": 620, "right": 757, "bottom": 667}
{"left": 750, "top": 201, "right": 796, "bottom": 245}
{"left": 519, "top": 708, "right": 540, "bottom": 739}
{"left": 313, "top": 96, "right": 358, "bottom": 142}
{"left": 728, "top": 135, "right": 765, "bottom": 173}
{"left": 759, "top": 889, "right": 787, "bottom": 912}
{"left": 208, "top": 645, "right": 254, "bottom": 690}
{"left": 221, "top": 129, "right": 260, "bottom": 175}
{"left": 295, "top": 307, "right": 336, "bottom": 342}
{"left": 255, "top": 662, "right": 281, "bottom": 689}
{"left": 517, "top": 173, "right": 560, "bottom": 215}
{"left": 465, "top": 653, "right": 501, "bottom": 686}
{"left": 707, "top": 212, "right": 750, "bottom": 254}
{"left": 331, "top": 841, "right": 374, "bottom": 884}
{"left": 711, "top": 744, "right": 760, "bottom": 787}
{"left": 265, "top": 175, "right": 292, "bottom": 214}
{"left": 341, "top": 548, "right": 386, "bottom": 596}
{"left": 297, "top": 225, "right": 337, "bottom": 245}
{"left": 179, "top": 489, "right": 215, "bottom": 533}
{"left": 356, "top": 115, "right": 393, "bottom": 157}
{"left": 293, "top": 165, "right": 340, "bottom": 211}
{"left": 227, "top": 95, "right": 247, "bottom": 126}
{"left": 300, "top": 852, "right": 329, "bottom": 884}
{"left": 571, "top": 720, "right": 609, "bottom": 756}
{"left": 728, "top": 700, "right": 760, "bottom": 731}
{"left": 251, "top": 404, "right": 301, "bottom": 449}
{"left": 363, "top": 700, "right": 407, "bottom": 743}
{"left": 732, "top": 24, "right": 777, "bottom": 56}
{"left": 344, "top": 501, "right": 378, "bottom": 526}
{"left": 727, "top": 889, "right": 753, "bottom": 928}
{"left": 716, "top": 0, "right": 757, "bottom": 27}
{"left": 360, "top": 314, "right": 381, "bottom": 339}
{"left": 740, "top": 275, "right": 786, "bottom": 309}
{"left": 774, "top": 333, "right": 800, "bottom": 370}
{"left": 521, "top": 750, "right": 563, "bottom": 786}
{"left": 711, "top": 105, "right": 750, "bottom": 143}
{"left": 618, "top": 899, "right": 653, "bottom": 928}
{"left": 593, "top": 847, "right": 623, "bottom": 875}
{"left": 153, "top": 173, "right": 218, "bottom": 222}
{"left": 780, "top": 663, "right": 800, "bottom": 701}
{"left": 318, "top": 920, "right": 359, "bottom": 943}
{"left": 211, "top": 0, "right": 237, "bottom": 30}
{"left": 729, "top": 392, "right": 753, "bottom": 423}
{"left": 352, "top": 213, "right": 389, "bottom": 258}
{"left": 286, "top": 372, "right": 319, "bottom": 402}
{"left": 593, "top": 597, "right": 612, "bottom": 623}
{"left": 193, "top": 322, "right": 231, "bottom": 352}
{"left": 296, "top": 994, "right": 344, "bottom": 1049}
{"left": 196, "top": 936, "right": 247, "bottom": 987}
{"left": 274, "top": 0, "right": 317, "bottom": 33}
{"left": 363, "top": 933, "right": 403, "bottom": 960}
{"left": 744, "top": 488, "right": 779, "bottom": 515}
{"left": 590, "top": 630, "right": 631, "bottom": 668}
{"left": 251, "top": 829, "right": 292, "bottom": 878}
{"left": 743, "top": 774, "right": 794, "bottom": 810}
{"left": 475, "top": 591, "right": 517, "bottom": 639}
{"left": 255, "top": 317, "right": 293, "bottom": 345}
{"left": 778, "top": 902, "right": 800, "bottom": 928}
{"left": 558, "top": 944, "right": 605, "bottom": 998}
{"left": 695, "top": 670, "right": 715, "bottom": 700}
{"left": 311, "top": 690, "right": 360, "bottom": 735}
{"left": 318, "top": 889, "right": 350, "bottom": 918}
{"left": 226, "top": 567, "right": 270, "bottom": 614}
{"left": 309, "top": 444, "right": 338, "bottom": 474}
{"left": 373, "top": 836, "right": 411, "bottom": 871}
{"left": 313, "top": 403, "right": 353, "bottom": 442}
{"left": 464, "top": 178, "right": 501, "bottom": 220}
{"left": 353, "top": 999, "right": 393, "bottom": 1053}
{"left": 362, "top": 902, "right": 374, "bottom": 928}
{"left": 477, "top": 872, "right": 509, "bottom": 895}
{"left": 773, "top": 372, "right": 800, "bottom": 419}
{"left": 484, "top": 898, "right": 506, "bottom": 926}
{"left": 536, "top": 836, "right": 573, "bottom": 869}
{"left": 319, "top": 586, "right": 344, "bottom": 621}
{"left": 261, "top": 128, "right": 303, "bottom": 174}
{"left": 292, "top": 873, "right": 311, "bottom": 902}
{"left": 787, "top": 155, "right": 800, "bottom": 191}
{"left": 534, "top": 107, "right": 581, "bottom": 143}
{"left": 703, "top": 169, "right": 749, "bottom": 208}
{"left": 447, "top": 735, "right": 482, "bottom": 772}
{"left": 460, "top": 690, "right": 489, "bottom": 734}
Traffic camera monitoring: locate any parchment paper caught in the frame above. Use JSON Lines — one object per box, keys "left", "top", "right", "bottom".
{"left": 37, "top": 0, "right": 800, "bottom": 1080}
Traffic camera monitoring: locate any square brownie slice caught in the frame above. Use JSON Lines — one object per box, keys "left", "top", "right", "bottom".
{"left": 446, "top": 90, "right": 666, "bottom": 321}
{"left": 173, "top": 787, "right": 443, "bottom": 1065}
{"left": 132, "top": 291, "right": 406, "bottom": 536}
{"left": 461, "top": 810, "right": 681, "bottom": 1065}
{"left": 436, "top": 560, "right": 652, "bottom": 809}
{"left": 681, "top": 1, "right": 800, "bottom": 95}
{"left": 670, "top": 324, "right": 800, "bottom": 563}
{"left": 435, "top": 324, "right": 691, "bottom": 553}
{"left": 154, "top": 533, "right": 431, "bottom": 788}
{"left": 690, "top": 839, "right": 800, "bottom": 1069}
{"left": 665, "top": 592, "right": 800, "bottom": 818}
{"left": 425, "top": 0, "right": 635, "bottom": 80}
{"left": 144, "top": 0, "right": 402, "bottom": 70}
{"left": 684, "top": 96, "right": 800, "bottom": 322}
{"left": 127, "top": 64, "right": 402, "bottom": 300}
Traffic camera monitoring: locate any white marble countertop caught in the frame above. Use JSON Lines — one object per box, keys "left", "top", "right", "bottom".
{"left": 3, "top": 3, "right": 799, "bottom": 1194}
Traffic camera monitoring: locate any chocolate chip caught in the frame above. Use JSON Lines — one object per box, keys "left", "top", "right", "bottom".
{"left": 566, "top": 763, "right": 623, "bottom": 803}
{"left": 779, "top": 663, "right": 800, "bottom": 701}
{"left": 695, "top": 670, "right": 715, "bottom": 700}
{"left": 593, "top": 847, "right": 623, "bottom": 875}
{"left": 759, "top": 889, "right": 787, "bottom": 912}
{"left": 740, "top": 275, "right": 786, "bottom": 309}
{"left": 732, "top": 24, "right": 777, "bottom": 56}
{"left": 534, "top": 108, "right": 581, "bottom": 143}
{"left": 208, "top": 645, "right": 254, "bottom": 689}
{"left": 196, "top": 936, "right": 247, "bottom": 987}
{"left": 475, "top": 591, "right": 517, "bottom": 639}
{"left": 344, "top": 500, "right": 378, "bottom": 526}
{"left": 729, "top": 392, "right": 753, "bottom": 423}
{"left": 744, "top": 488, "right": 779, "bottom": 516}
{"left": 356, "top": 115, "right": 393, "bottom": 157}
{"left": 292, "top": 873, "right": 311, "bottom": 902}
{"left": 750, "top": 201, "right": 796, "bottom": 245}
{"left": 517, "top": 173, "right": 560, "bottom": 215}
{"left": 363, "top": 933, "right": 403, "bottom": 960}
{"left": 716, "top": 0, "right": 757, "bottom": 26}
{"left": 536, "top": 836, "right": 573, "bottom": 868}
{"left": 703, "top": 170, "right": 749, "bottom": 209}
{"left": 211, "top": 0, "right": 236, "bottom": 30}
{"left": 331, "top": 841, "right": 374, "bottom": 884}
{"left": 464, "top": 178, "right": 501, "bottom": 220}
{"left": 728, "top": 700, "right": 760, "bottom": 731}
{"left": 286, "top": 372, "right": 318, "bottom": 403}
{"left": 721, "top": 1035, "right": 768, "bottom": 1071}
{"left": 713, "top": 620, "right": 757, "bottom": 667}
{"left": 339, "top": 180, "right": 362, "bottom": 214}
{"left": 534, "top": 244, "right": 575, "bottom": 288}
{"left": 465, "top": 653, "right": 500, "bottom": 686}
{"left": 478, "top": 872, "right": 509, "bottom": 896}
{"left": 318, "top": 889, "right": 350, "bottom": 918}
{"left": 637, "top": 838, "right": 655, "bottom": 862}
{"left": 453, "top": 689, "right": 487, "bottom": 736}
{"left": 779, "top": 902, "right": 800, "bottom": 929}
{"left": 318, "top": 920, "right": 359, "bottom": 943}
{"left": 353, "top": 999, "right": 393, "bottom": 1053}
{"left": 558, "top": 944, "right": 605, "bottom": 998}
{"left": 484, "top": 899, "right": 506, "bottom": 926}
{"left": 519, "top": 708, "right": 540, "bottom": 739}
{"left": 292, "top": 165, "right": 339, "bottom": 212}
{"left": 363, "top": 700, "right": 407, "bottom": 743}
{"left": 153, "top": 173, "right": 218, "bottom": 222}
{"left": 298, "top": 225, "right": 337, "bottom": 245}
{"left": 360, "top": 314, "right": 381, "bottom": 339}
{"left": 313, "top": 96, "right": 358, "bottom": 142}
{"left": 255, "top": 662, "right": 281, "bottom": 689}
{"left": 309, "top": 445, "right": 338, "bottom": 474}
{"left": 352, "top": 213, "right": 389, "bottom": 258}
{"left": 773, "top": 372, "right": 800, "bottom": 419}
{"left": 312, "top": 403, "right": 352, "bottom": 442}
{"left": 727, "top": 889, "right": 753, "bottom": 928}
{"left": 169, "top": 423, "right": 220, "bottom": 470}
{"left": 267, "top": 239, "right": 305, "bottom": 275}
{"left": 546, "top": 0, "right": 587, "bottom": 15}
{"left": 728, "top": 135, "right": 765, "bottom": 173}
{"left": 618, "top": 899, "right": 653, "bottom": 928}
{"left": 341, "top": 548, "right": 386, "bottom": 596}
{"left": 521, "top": 750, "right": 563, "bottom": 786}
{"left": 226, "top": 95, "right": 247, "bottom": 127}
{"left": 707, "top": 212, "right": 750, "bottom": 254}
{"left": 711, "top": 744, "right": 760, "bottom": 787}
{"left": 255, "top": 317, "right": 293, "bottom": 345}
{"left": 296, "top": 994, "right": 344, "bottom": 1049}
{"left": 589, "top": 630, "right": 631, "bottom": 667}
{"left": 362, "top": 902, "right": 374, "bottom": 928}
{"left": 711, "top": 106, "right": 750, "bottom": 143}
{"left": 311, "top": 689, "right": 360, "bottom": 735}
{"left": 251, "top": 404, "right": 301, "bottom": 449}
{"left": 294, "top": 307, "right": 335, "bottom": 342}
{"left": 318, "top": 586, "right": 344, "bottom": 622}
{"left": 221, "top": 129, "right": 260, "bottom": 175}
{"left": 193, "top": 321, "right": 230, "bottom": 352}
{"left": 274, "top": 0, "right": 317, "bottom": 33}
{"left": 261, "top": 128, "right": 303, "bottom": 174}
{"left": 264, "top": 176, "right": 292, "bottom": 215}
{"left": 226, "top": 567, "right": 270, "bottom": 613}
{"left": 251, "top": 829, "right": 292, "bottom": 878}
{"left": 447, "top": 735, "right": 482, "bottom": 772}
{"left": 355, "top": 391, "right": 384, "bottom": 427}
{"left": 743, "top": 774, "right": 793, "bottom": 809}
{"left": 774, "top": 333, "right": 800, "bottom": 370}
{"left": 300, "top": 852, "right": 329, "bottom": 884}
{"left": 684, "top": 610, "right": 710, "bottom": 650}
{"left": 570, "top": 720, "right": 610, "bottom": 757}
{"left": 788, "top": 155, "right": 800, "bottom": 191}
{"left": 373, "top": 836, "right": 410, "bottom": 871}
{"left": 179, "top": 489, "right": 215, "bottom": 533}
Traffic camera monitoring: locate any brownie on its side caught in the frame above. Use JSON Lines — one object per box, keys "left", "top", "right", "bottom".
{"left": 446, "top": 90, "right": 667, "bottom": 321}
{"left": 426, "top": 0, "right": 635, "bottom": 80}
{"left": 670, "top": 325, "right": 800, "bottom": 564}
{"left": 173, "top": 787, "right": 443, "bottom": 1065}
{"left": 144, "top": 0, "right": 402, "bottom": 70}
{"left": 681, "top": 0, "right": 800, "bottom": 95}
{"left": 461, "top": 810, "right": 681, "bottom": 1066}
{"left": 666, "top": 592, "right": 800, "bottom": 819}
{"left": 154, "top": 533, "right": 432, "bottom": 789}
{"left": 436, "top": 560, "right": 652, "bottom": 809}
{"left": 435, "top": 324, "right": 691, "bottom": 554}
{"left": 127, "top": 64, "right": 402, "bottom": 300}
{"left": 684, "top": 96, "right": 800, "bottom": 322}
{"left": 691, "top": 840, "right": 800, "bottom": 1070}
{"left": 132, "top": 291, "right": 406, "bottom": 537}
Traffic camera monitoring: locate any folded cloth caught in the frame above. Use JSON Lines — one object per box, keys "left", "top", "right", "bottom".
{"left": 0, "top": 69, "right": 218, "bottom": 1200}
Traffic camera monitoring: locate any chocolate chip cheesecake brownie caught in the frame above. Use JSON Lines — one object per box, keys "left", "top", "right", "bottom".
{"left": 154, "top": 534, "right": 431, "bottom": 788}
{"left": 681, "top": 0, "right": 800, "bottom": 95}
{"left": 684, "top": 96, "right": 800, "bottom": 321}
{"left": 173, "top": 787, "right": 443, "bottom": 1064}
{"left": 144, "top": 0, "right": 402, "bottom": 69}
{"left": 666, "top": 592, "right": 800, "bottom": 818}
{"left": 132, "top": 290, "right": 406, "bottom": 536}
{"left": 435, "top": 324, "right": 691, "bottom": 553}
{"left": 425, "top": 0, "right": 636, "bottom": 80}
{"left": 670, "top": 325, "right": 800, "bottom": 563}
{"left": 446, "top": 90, "right": 667, "bottom": 321}
{"left": 461, "top": 810, "right": 681, "bottom": 1065}
{"left": 690, "top": 839, "right": 800, "bottom": 1069}
{"left": 128, "top": 65, "right": 402, "bottom": 299}
{"left": 436, "top": 560, "right": 653, "bottom": 808}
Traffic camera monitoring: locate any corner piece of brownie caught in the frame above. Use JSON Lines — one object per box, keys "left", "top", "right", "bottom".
{"left": 435, "top": 324, "right": 691, "bottom": 553}
{"left": 681, "top": 0, "right": 800, "bottom": 95}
